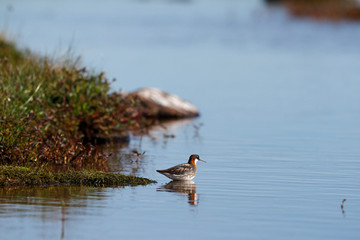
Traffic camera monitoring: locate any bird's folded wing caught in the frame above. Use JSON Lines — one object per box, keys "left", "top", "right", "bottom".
{"left": 161, "top": 164, "right": 192, "bottom": 175}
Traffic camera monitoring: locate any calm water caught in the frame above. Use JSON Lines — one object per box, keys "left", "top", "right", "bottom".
{"left": 1, "top": 0, "right": 360, "bottom": 239}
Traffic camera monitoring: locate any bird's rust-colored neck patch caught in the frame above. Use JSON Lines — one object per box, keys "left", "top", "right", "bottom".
{"left": 189, "top": 158, "right": 197, "bottom": 168}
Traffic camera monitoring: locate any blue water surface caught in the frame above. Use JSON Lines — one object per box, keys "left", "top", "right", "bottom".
{"left": 0, "top": 0, "right": 360, "bottom": 239}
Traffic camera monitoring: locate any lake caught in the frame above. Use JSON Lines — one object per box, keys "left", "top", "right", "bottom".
{"left": 1, "top": 0, "right": 360, "bottom": 239}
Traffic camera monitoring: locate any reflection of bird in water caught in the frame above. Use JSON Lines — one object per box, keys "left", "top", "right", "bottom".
{"left": 158, "top": 180, "right": 198, "bottom": 206}
{"left": 156, "top": 154, "right": 206, "bottom": 180}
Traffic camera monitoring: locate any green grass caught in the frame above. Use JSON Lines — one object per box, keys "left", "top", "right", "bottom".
{"left": 0, "top": 35, "right": 156, "bottom": 186}
{"left": 0, "top": 35, "right": 153, "bottom": 171}
{"left": 0, "top": 165, "right": 156, "bottom": 187}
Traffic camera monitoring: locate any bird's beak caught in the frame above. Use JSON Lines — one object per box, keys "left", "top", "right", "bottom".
{"left": 198, "top": 159, "right": 206, "bottom": 163}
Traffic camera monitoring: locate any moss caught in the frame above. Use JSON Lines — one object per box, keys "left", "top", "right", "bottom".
{"left": 0, "top": 165, "right": 156, "bottom": 187}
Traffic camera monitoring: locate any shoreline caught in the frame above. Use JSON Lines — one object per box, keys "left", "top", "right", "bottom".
{"left": 0, "top": 165, "right": 156, "bottom": 187}
{"left": 0, "top": 36, "right": 155, "bottom": 186}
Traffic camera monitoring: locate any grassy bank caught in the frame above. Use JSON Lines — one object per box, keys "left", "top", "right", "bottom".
{"left": 0, "top": 165, "right": 155, "bottom": 187}
{"left": 0, "top": 36, "right": 155, "bottom": 186}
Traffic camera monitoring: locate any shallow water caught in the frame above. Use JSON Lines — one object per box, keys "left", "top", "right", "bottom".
{"left": 1, "top": 0, "right": 360, "bottom": 239}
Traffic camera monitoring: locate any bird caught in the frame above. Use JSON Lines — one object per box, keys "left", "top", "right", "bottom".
{"left": 156, "top": 154, "right": 206, "bottom": 181}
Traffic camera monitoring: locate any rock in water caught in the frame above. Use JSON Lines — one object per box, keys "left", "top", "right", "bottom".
{"left": 130, "top": 88, "right": 199, "bottom": 118}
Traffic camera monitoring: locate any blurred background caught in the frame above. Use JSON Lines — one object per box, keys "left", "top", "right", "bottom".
{"left": 1, "top": 0, "right": 360, "bottom": 239}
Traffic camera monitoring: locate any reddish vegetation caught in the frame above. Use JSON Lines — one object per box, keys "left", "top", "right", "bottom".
{"left": 266, "top": 0, "right": 360, "bottom": 21}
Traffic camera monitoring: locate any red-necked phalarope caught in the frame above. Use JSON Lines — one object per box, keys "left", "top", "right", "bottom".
{"left": 156, "top": 154, "right": 206, "bottom": 181}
